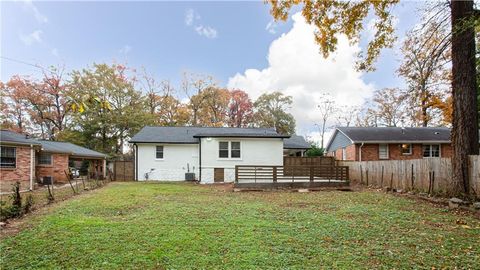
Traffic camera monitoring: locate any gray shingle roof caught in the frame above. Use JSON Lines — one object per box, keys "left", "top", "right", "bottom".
{"left": 337, "top": 127, "right": 452, "bottom": 143}
{"left": 130, "top": 126, "right": 289, "bottom": 143}
{"left": 283, "top": 135, "right": 310, "bottom": 149}
{"left": 0, "top": 130, "right": 41, "bottom": 145}
{"left": 1, "top": 130, "right": 106, "bottom": 158}
{"left": 38, "top": 141, "right": 106, "bottom": 158}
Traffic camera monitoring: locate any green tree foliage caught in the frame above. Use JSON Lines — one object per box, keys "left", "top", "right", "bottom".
{"left": 305, "top": 144, "right": 324, "bottom": 157}
{"left": 69, "top": 63, "right": 149, "bottom": 157}
{"left": 253, "top": 92, "right": 296, "bottom": 135}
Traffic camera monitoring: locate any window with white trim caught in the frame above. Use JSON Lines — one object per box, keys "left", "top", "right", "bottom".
{"left": 219, "top": 142, "right": 229, "bottom": 158}
{"left": 379, "top": 144, "right": 389, "bottom": 159}
{"left": 401, "top": 144, "right": 412, "bottom": 155}
{"left": 423, "top": 144, "right": 440, "bottom": 158}
{"left": 38, "top": 152, "right": 52, "bottom": 165}
{"left": 218, "top": 141, "right": 241, "bottom": 159}
{"left": 156, "top": 146, "right": 164, "bottom": 159}
{"left": 231, "top": 142, "right": 241, "bottom": 158}
{"left": 0, "top": 147, "right": 16, "bottom": 168}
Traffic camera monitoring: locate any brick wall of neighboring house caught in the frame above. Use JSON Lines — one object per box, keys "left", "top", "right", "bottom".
{"left": 36, "top": 153, "right": 69, "bottom": 183}
{"left": 345, "top": 144, "right": 357, "bottom": 160}
{"left": 0, "top": 146, "right": 34, "bottom": 192}
{"left": 358, "top": 144, "right": 379, "bottom": 161}
{"left": 441, "top": 144, "right": 453, "bottom": 158}
{"left": 330, "top": 144, "right": 358, "bottom": 161}
{"left": 325, "top": 143, "right": 453, "bottom": 161}
{"left": 356, "top": 143, "right": 454, "bottom": 161}
{"left": 387, "top": 144, "right": 424, "bottom": 160}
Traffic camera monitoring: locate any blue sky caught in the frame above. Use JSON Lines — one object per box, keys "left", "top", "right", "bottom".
{"left": 1, "top": 0, "right": 423, "bottom": 139}
{"left": 1, "top": 1, "right": 293, "bottom": 85}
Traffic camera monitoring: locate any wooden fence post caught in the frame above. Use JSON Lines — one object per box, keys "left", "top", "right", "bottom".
{"left": 309, "top": 166, "right": 314, "bottom": 182}
{"left": 273, "top": 166, "right": 277, "bottom": 183}
{"left": 366, "top": 169, "right": 369, "bottom": 186}
{"left": 411, "top": 163, "right": 414, "bottom": 190}
{"left": 360, "top": 165, "right": 363, "bottom": 184}
{"left": 380, "top": 166, "right": 384, "bottom": 187}
{"left": 390, "top": 172, "right": 393, "bottom": 189}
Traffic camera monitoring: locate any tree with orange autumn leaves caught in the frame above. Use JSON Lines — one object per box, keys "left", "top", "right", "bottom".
{"left": 1, "top": 65, "right": 289, "bottom": 156}
{"left": 1, "top": 67, "right": 71, "bottom": 139}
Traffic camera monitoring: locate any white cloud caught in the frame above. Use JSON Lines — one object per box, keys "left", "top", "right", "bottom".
{"left": 195, "top": 25, "right": 217, "bottom": 39}
{"left": 265, "top": 20, "right": 277, "bottom": 34}
{"left": 228, "top": 13, "right": 374, "bottom": 143}
{"left": 185, "top": 8, "right": 199, "bottom": 26}
{"left": 119, "top": 45, "right": 132, "bottom": 54}
{"left": 19, "top": 30, "right": 43, "bottom": 45}
{"left": 185, "top": 8, "right": 217, "bottom": 39}
{"left": 22, "top": 0, "right": 48, "bottom": 23}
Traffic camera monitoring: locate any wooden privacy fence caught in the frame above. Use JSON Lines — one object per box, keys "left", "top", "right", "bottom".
{"left": 284, "top": 156, "right": 335, "bottom": 167}
{"left": 112, "top": 160, "right": 134, "bottom": 181}
{"left": 338, "top": 155, "right": 480, "bottom": 197}
{"left": 235, "top": 165, "right": 349, "bottom": 183}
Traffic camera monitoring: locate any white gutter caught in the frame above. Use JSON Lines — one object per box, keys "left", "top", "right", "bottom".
{"left": 30, "top": 144, "right": 34, "bottom": 190}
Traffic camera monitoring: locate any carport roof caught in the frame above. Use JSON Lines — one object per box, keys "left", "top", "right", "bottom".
{"left": 38, "top": 140, "right": 107, "bottom": 158}
{"left": 283, "top": 135, "right": 310, "bottom": 149}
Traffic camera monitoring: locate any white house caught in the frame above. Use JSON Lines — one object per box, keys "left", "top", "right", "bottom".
{"left": 129, "top": 126, "right": 310, "bottom": 183}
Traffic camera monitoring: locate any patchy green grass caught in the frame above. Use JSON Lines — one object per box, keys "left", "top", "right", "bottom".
{"left": 1, "top": 182, "right": 479, "bottom": 269}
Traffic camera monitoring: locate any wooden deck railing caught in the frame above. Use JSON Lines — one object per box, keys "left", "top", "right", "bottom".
{"left": 235, "top": 165, "right": 349, "bottom": 183}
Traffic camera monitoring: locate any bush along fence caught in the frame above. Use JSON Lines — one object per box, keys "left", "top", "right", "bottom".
{"left": 0, "top": 175, "right": 111, "bottom": 222}
{"left": 338, "top": 155, "right": 480, "bottom": 198}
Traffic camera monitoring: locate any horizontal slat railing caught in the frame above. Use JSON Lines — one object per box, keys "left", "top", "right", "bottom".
{"left": 235, "top": 165, "right": 349, "bottom": 183}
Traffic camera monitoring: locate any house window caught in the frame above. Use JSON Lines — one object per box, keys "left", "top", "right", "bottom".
{"left": 379, "top": 144, "right": 389, "bottom": 159}
{"left": 0, "top": 147, "right": 16, "bottom": 168}
{"left": 219, "top": 142, "right": 229, "bottom": 158}
{"left": 38, "top": 152, "right": 52, "bottom": 165}
{"left": 423, "top": 144, "right": 440, "bottom": 158}
{"left": 231, "top": 142, "right": 241, "bottom": 158}
{"left": 156, "top": 146, "right": 164, "bottom": 159}
{"left": 401, "top": 144, "right": 412, "bottom": 155}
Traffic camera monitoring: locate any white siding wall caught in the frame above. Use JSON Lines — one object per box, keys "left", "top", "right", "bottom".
{"left": 136, "top": 143, "right": 199, "bottom": 181}
{"left": 200, "top": 137, "right": 284, "bottom": 183}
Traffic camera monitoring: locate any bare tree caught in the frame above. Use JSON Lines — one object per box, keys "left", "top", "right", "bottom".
{"left": 335, "top": 105, "right": 359, "bottom": 127}
{"left": 182, "top": 72, "right": 215, "bottom": 126}
{"left": 316, "top": 94, "right": 335, "bottom": 149}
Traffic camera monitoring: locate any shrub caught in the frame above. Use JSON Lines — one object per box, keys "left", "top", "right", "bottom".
{"left": 0, "top": 182, "right": 23, "bottom": 221}
{"left": 23, "top": 194, "right": 34, "bottom": 214}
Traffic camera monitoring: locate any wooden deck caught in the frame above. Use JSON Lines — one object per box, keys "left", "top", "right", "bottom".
{"left": 234, "top": 164, "right": 350, "bottom": 189}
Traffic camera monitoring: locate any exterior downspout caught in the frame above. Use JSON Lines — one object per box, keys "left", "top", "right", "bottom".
{"left": 198, "top": 139, "right": 202, "bottom": 182}
{"left": 134, "top": 143, "right": 138, "bottom": 181}
{"left": 359, "top": 142, "right": 364, "bottom": 162}
{"left": 30, "top": 145, "right": 34, "bottom": 190}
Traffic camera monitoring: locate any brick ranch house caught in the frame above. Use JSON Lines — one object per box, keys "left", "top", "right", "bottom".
{"left": 1, "top": 130, "right": 107, "bottom": 192}
{"left": 325, "top": 127, "right": 460, "bottom": 161}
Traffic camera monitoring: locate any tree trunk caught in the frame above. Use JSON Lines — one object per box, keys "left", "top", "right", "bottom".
{"left": 450, "top": 0, "right": 479, "bottom": 196}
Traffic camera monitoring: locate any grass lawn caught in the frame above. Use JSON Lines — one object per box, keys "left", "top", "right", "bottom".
{"left": 1, "top": 182, "right": 479, "bottom": 269}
